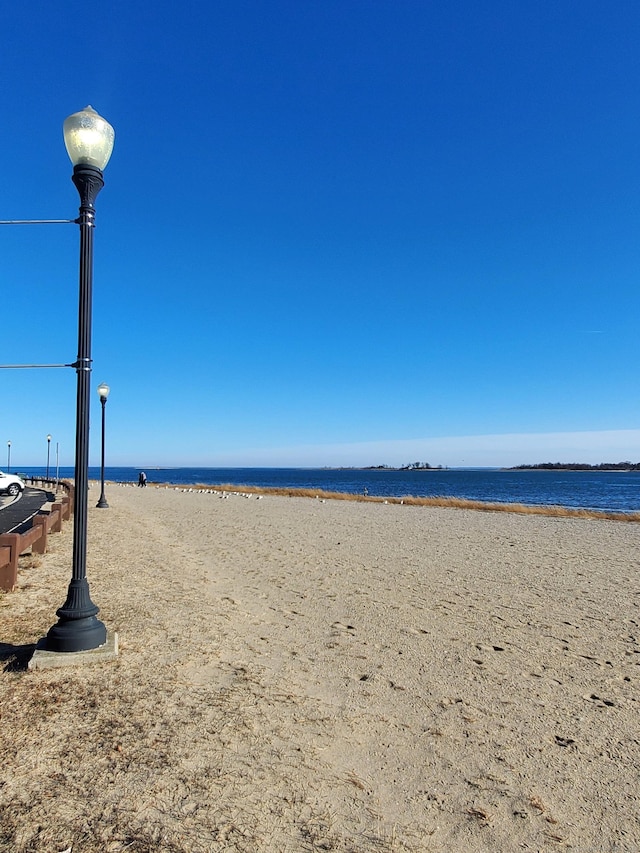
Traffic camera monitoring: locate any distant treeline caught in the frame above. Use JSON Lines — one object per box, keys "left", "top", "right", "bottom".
{"left": 510, "top": 462, "right": 640, "bottom": 471}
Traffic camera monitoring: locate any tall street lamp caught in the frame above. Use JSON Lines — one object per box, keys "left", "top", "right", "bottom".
{"left": 96, "top": 383, "right": 110, "bottom": 508}
{"left": 6, "top": 440, "right": 11, "bottom": 473}
{"left": 45, "top": 106, "right": 115, "bottom": 654}
{"left": 46, "top": 434, "right": 52, "bottom": 478}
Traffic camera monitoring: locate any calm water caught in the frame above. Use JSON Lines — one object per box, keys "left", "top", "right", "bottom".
{"left": 19, "top": 466, "right": 640, "bottom": 513}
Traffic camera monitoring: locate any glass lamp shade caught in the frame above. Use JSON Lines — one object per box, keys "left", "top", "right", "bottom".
{"left": 47, "top": 434, "right": 52, "bottom": 441}
{"left": 63, "top": 106, "right": 115, "bottom": 171}
{"left": 97, "top": 383, "right": 110, "bottom": 400}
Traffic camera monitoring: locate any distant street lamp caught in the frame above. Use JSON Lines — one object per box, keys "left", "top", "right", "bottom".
{"left": 7, "top": 440, "right": 11, "bottom": 473}
{"left": 46, "top": 434, "right": 52, "bottom": 478}
{"left": 45, "top": 106, "right": 115, "bottom": 653}
{"left": 96, "top": 383, "right": 110, "bottom": 508}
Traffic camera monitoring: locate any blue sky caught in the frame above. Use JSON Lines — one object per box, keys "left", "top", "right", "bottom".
{"left": 2, "top": 1, "right": 640, "bottom": 468}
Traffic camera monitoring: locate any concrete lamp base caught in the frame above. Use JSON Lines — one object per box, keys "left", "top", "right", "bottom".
{"left": 28, "top": 631, "right": 119, "bottom": 671}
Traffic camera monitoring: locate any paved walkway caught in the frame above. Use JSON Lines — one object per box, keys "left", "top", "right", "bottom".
{"left": 0, "top": 487, "right": 52, "bottom": 535}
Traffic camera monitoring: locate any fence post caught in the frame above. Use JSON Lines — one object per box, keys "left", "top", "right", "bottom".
{"left": 32, "top": 515, "right": 48, "bottom": 555}
{"left": 0, "top": 534, "right": 21, "bottom": 592}
{"left": 50, "top": 503, "right": 63, "bottom": 534}
{"left": 61, "top": 495, "right": 71, "bottom": 521}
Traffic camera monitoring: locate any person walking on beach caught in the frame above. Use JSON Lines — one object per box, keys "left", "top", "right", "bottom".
{"left": 138, "top": 471, "right": 147, "bottom": 487}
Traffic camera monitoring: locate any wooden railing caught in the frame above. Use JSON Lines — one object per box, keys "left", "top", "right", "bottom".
{"left": 25, "top": 477, "right": 75, "bottom": 497}
{"left": 0, "top": 480, "right": 74, "bottom": 593}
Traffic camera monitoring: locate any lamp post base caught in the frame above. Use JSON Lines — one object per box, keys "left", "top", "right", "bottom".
{"left": 45, "top": 578, "right": 107, "bottom": 652}
{"left": 96, "top": 495, "right": 109, "bottom": 508}
{"left": 30, "top": 631, "right": 118, "bottom": 670}
{"left": 45, "top": 615, "right": 107, "bottom": 653}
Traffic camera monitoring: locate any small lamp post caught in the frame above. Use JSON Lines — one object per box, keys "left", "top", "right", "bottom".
{"left": 6, "top": 440, "right": 11, "bottom": 473}
{"left": 96, "top": 383, "right": 110, "bottom": 508}
{"left": 46, "top": 434, "right": 52, "bottom": 478}
{"left": 45, "top": 106, "right": 114, "bottom": 653}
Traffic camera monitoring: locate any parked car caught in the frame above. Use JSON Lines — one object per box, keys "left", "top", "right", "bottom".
{"left": 0, "top": 471, "right": 25, "bottom": 496}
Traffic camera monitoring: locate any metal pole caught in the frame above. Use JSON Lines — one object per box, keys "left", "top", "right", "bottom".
{"left": 46, "top": 435, "right": 51, "bottom": 478}
{"left": 56, "top": 442, "right": 60, "bottom": 490}
{"left": 45, "top": 164, "right": 107, "bottom": 653}
{"left": 96, "top": 395, "right": 109, "bottom": 508}
{"left": 7, "top": 441, "right": 10, "bottom": 473}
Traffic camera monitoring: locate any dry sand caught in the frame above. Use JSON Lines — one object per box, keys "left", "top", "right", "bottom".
{"left": 1, "top": 483, "right": 639, "bottom": 852}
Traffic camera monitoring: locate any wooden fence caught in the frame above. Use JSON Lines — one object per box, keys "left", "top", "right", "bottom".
{"left": 0, "top": 480, "right": 74, "bottom": 593}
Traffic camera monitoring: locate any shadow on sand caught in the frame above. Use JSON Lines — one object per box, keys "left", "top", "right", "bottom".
{"left": 0, "top": 641, "right": 36, "bottom": 672}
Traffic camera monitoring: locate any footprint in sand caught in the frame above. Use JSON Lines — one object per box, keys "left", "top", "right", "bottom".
{"left": 584, "top": 693, "right": 616, "bottom": 707}
{"left": 475, "top": 643, "right": 506, "bottom": 652}
{"left": 331, "top": 621, "right": 356, "bottom": 633}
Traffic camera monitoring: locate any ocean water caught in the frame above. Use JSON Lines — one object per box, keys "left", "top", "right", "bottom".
{"left": 18, "top": 466, "right": 640, "bottom": 513}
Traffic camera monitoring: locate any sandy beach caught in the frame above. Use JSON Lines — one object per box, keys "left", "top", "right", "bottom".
{"left": 1, "top": 483, "right": 639, "bottom": 852}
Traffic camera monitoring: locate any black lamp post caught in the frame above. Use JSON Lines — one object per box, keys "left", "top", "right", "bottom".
{"left": 46, "top": 434, "right": 52, "bottom": 478}
{"left": 96, "top": 383, "right": 110, "bottom": 508}
{"left": 45, "top": 106, "right": 115, "bottom": 653}
{"left": 6, "top": 441, "right": 10, "bottom": 473}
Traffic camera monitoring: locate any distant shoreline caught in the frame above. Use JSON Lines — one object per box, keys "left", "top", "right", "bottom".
{"left": 333, "top": 463, "right": 640, "bottom": 472}
{"left": 507, "top": 462, "right": 640, "bottom": 472}
{"left": 333, "top": 466, "right": 448, "bottom": 472}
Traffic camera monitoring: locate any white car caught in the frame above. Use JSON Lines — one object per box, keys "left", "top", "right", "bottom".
{"left": 0, "top": 471, "right": 25, "bottom": 496}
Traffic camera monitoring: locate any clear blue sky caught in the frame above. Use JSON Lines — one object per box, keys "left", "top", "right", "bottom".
{"left": 2, "top": 1, "right": 640, "bottom": 468}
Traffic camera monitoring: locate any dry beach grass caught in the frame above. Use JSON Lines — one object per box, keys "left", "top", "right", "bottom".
{"left": 0, "top": 483, "right": 639, "bottom": 851}
{"left": 171, "top": 483, "right": 640, "bottom": 523}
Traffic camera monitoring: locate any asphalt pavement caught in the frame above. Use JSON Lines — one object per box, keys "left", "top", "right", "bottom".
{"left": 0, "top": 488, "right": 53, "bottom": 535}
